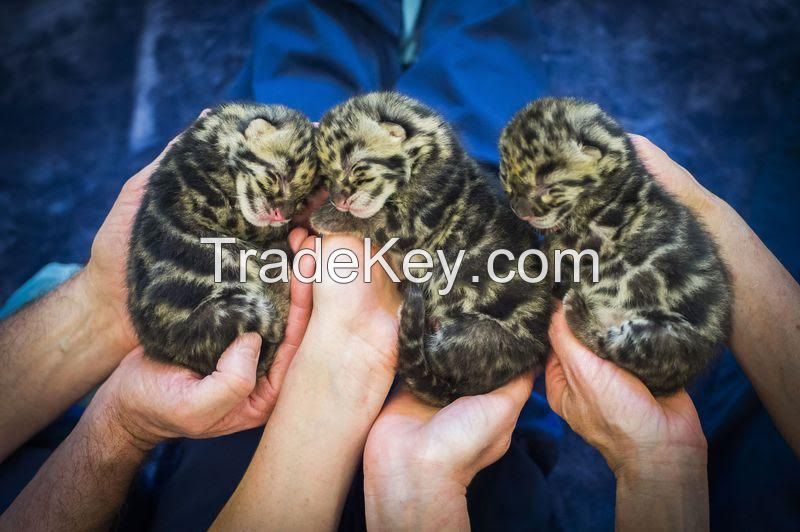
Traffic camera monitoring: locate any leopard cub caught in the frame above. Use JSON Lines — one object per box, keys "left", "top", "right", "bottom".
{"left": 312, "top": 92, "right": 552, "bottom": 405}
{"left": 128, "top": 103, "right": 318, "bottom": 375}
{"left": 499, "top": 97, "right": 732, "bottom": 395}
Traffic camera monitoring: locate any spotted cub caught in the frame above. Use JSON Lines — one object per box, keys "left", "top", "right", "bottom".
{"left": 499, "top": 97, "right": 732, "bottom": 395}
{"left": 128, "top": 103, "right": 318, "bottom": 375}
{"left": 312, "top": 92, "right": 552, "bottom": 405}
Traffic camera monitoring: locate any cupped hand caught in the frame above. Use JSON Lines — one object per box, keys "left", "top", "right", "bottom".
{"left": 545, "top": 303, "right": 706, "bottom": 476}
{"left": 87, "top": 226, "right": 314, "bottom": 449}
{"left": 630, "top": 134, "right": 726, "bottom": 222}
{"left": 362, "top": 376, "right": 533, "bottom": 530}
{"left": 84, "top": 111, "right": 211, "bottom": 353}
{"left": 365, "top": 373, "right": 534, "bottom": 492}
{"left": 296, "top": 233, "right": 402, "bottom": 382}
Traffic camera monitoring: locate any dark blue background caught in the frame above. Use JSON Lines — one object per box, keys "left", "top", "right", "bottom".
{"left": 1, "top": 1, "right": 798, "bottom": 530}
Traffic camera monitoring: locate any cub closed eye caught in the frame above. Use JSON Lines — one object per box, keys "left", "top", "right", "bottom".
{"left": 354, "top": 176, "right": 377, "bottom": 186}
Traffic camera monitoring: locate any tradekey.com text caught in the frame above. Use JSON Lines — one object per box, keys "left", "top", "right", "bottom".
{"left": 201, "top": 237, "right": 599, "bottom": 296}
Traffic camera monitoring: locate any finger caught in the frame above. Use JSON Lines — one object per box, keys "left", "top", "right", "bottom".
{"left": 630, "top": 134, "right": 685, "bottom": 175}
{"left": 117, "top": 345, "right": 147, "bottom": 370}
{"left": 443, "top": 371, "right": 534, "bottom": 438}
{"left": 267, "top": 272, "right": 314, "bottom": 392}
{"left": 547, "top": 303, "right": 599, "bottom": 378}
{"left": 192, "top": 333, "right": 262, "bottom": 417}
{"left": 260, "top": 229, "right": 315, "bottom": 391}
{"left": 381, "top": 385, "right": 441, "bottom": 421}
{"left": 629, "top": 134, "right": 699, "bottom": 198}
{"left": 482, "top": 371, "right": 535, "bottom": 428}
{"left": 485, "top": 370, "right": 535, "bottom": 411}
{"left": 288, "top": 227, "right": 309, "bottom": 254}
{"left": 295, "top": 234, "right": 320, "bottom": 282}
{"left": 544, "top": 353, "right": 566, "bottom": 417}
{"left": 287, "top": 272, "right": 313, "bottom": 332}
{"left": 142, "top": 134, "right": 181, "bottom": 175}
{"left": 656, "top": 388, "right": 698, "bottom": 420}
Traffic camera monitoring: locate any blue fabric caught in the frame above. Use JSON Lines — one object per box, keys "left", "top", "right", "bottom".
{"left": 2, "top": 1, "right": 798, "bottom": 530}
{"left": 199, "top": 1, "right": 800, "bottom": 530}
{"left": 0, "top": 263, "right": 81, "bottom": 319}
{"left": 141, "top": 402, "right": 557, "bottom": 532}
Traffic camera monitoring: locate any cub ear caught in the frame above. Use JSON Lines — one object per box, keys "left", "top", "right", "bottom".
{"left": 379, "top": 121, "right": 406, "bottom": 142}
{"left": 580, "top": 144, "right": 602, "bottom": 161}
{"left": 245, "top": 118, "right": 277, "bottom": 139}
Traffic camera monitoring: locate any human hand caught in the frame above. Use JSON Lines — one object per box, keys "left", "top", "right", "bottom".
{"left": 296, "top": 233, "right": 402, "bottom": 396}
{"left": 633, "top": 133, "right": 800, "bottom": 460}
{"left": 82, "top": 111, "right": 212, "bottom": 355}
{"left": 545, "top": 304, "right": 706, "bottom": 478}
{"left": 630, "top": 134, "right": 729, "bottom": 224}
{"left": 210, "top": 234, "right": 403, "bottom": 531}
{"left": 87, "top": 225, "right": 313, "bottom": 450}
{"left": 363, "top": 374, "right": 534, "bottom": 531}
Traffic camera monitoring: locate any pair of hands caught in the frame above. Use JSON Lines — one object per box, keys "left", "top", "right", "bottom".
{"left": 365, "top": 135, "right": 711, "bottom": 502}
{"left": 81, "top": 110, "right": 526, "bottom": 465}
{"left": 82, "top": 115, "right": 709, "bottom": 497}
{"left": 81, "top": 118, "right": 315, "bottom": 452}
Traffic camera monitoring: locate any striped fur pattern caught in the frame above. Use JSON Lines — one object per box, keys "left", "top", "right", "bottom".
{"left": 499, "top": 97, "right": 732, "bottom": 395}
{"left": 127, "top": 103, "right": 318, "bottom": 375}
{"left": 311, "top": 92, "right": 552, "bottom": 405}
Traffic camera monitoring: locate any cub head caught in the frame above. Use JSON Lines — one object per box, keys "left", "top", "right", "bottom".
{"left": 499, "top": 98, "right": 628, "bottom": 230}
{"left": 197, "top": 103, "right": 318, "bottom": 227}
{"left": 316, "top": 92, "right": 452, "bottom": 218}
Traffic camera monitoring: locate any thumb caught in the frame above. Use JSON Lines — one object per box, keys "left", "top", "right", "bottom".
{"left": 443, "top": 371, "right": 534, "bottom": 441}
{"left": 192, "top": 333, "right": 262, "bottom": 417}
{"left": 544, "top": 353, "right": 568, "bottom": 418}
{"left": 548, "top": 304, "right": 598, "bottom": 377}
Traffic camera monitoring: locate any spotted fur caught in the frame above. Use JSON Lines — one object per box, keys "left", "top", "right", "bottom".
{"left": 499, "top": 97, "right": 732, "bottom": 395}
{"left": 128, "top": 103, "right": 318, "bottom": 375}
{"left": 311, "top": 92, "right": 552, "bottom": 405}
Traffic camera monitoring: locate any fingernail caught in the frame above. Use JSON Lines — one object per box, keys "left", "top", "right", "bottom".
{"left": 239, "top": 333, "right": 262, "bottom": 358}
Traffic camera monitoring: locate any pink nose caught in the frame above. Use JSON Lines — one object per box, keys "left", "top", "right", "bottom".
{"left": 268, "top": 208, "right": 286, "bottom": 222}
{"left": 333, "top": 194, "right": 350, "bottom": 211}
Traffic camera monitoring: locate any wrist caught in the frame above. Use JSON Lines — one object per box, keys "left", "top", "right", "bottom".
{"left": 365, "top": 463, "right": 468, "bottom": 531}
{"left": 79, "top": 264, "right": 138, "bottom": 355}
{"left": 612, "top": 443, "right": 707, "bottom": 486}
{"left": 85, "top": 379, "right": 163, "bottom": 455}
{"left": 78, "top": 394, "right": 155, "bottom": 461}
{"left": 296, "top": 314, "right": 396, "bottom": 407}
{"left": 614, "top": 445, "right": 709, "bottom": 532}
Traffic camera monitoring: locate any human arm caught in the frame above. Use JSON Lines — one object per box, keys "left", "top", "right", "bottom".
{"left": 547, "top": 304, "right": 708, "bottom": 532}
{"left": 1, "top": 239, "right": 311, "bottom": 531}
{"left": 212, "top": 234, "right": 402, "bottom": 531}
{"left": 361, "top": 374, "right": 534, "bottom": 532}
{"left": 0, "top": 335, "right": 257, "bottom": 531}
{"left": 631, "top": 135, "right": 800, "bottom": 454}
{"left": 0, "top": 130, "right": 186, "bottom": 462}
{"left": 0, "top": 226, "right": 313, "bottom": 531}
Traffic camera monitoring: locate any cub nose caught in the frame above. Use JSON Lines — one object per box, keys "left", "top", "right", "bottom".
{"left": 272, "top": 204, "right": 289, "bottom": 221}
{"left": 510, "top": 196, "right": 534, "bottom": 219}
{"left": 331, "top": 190, "right": 351, "bottom": 211}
